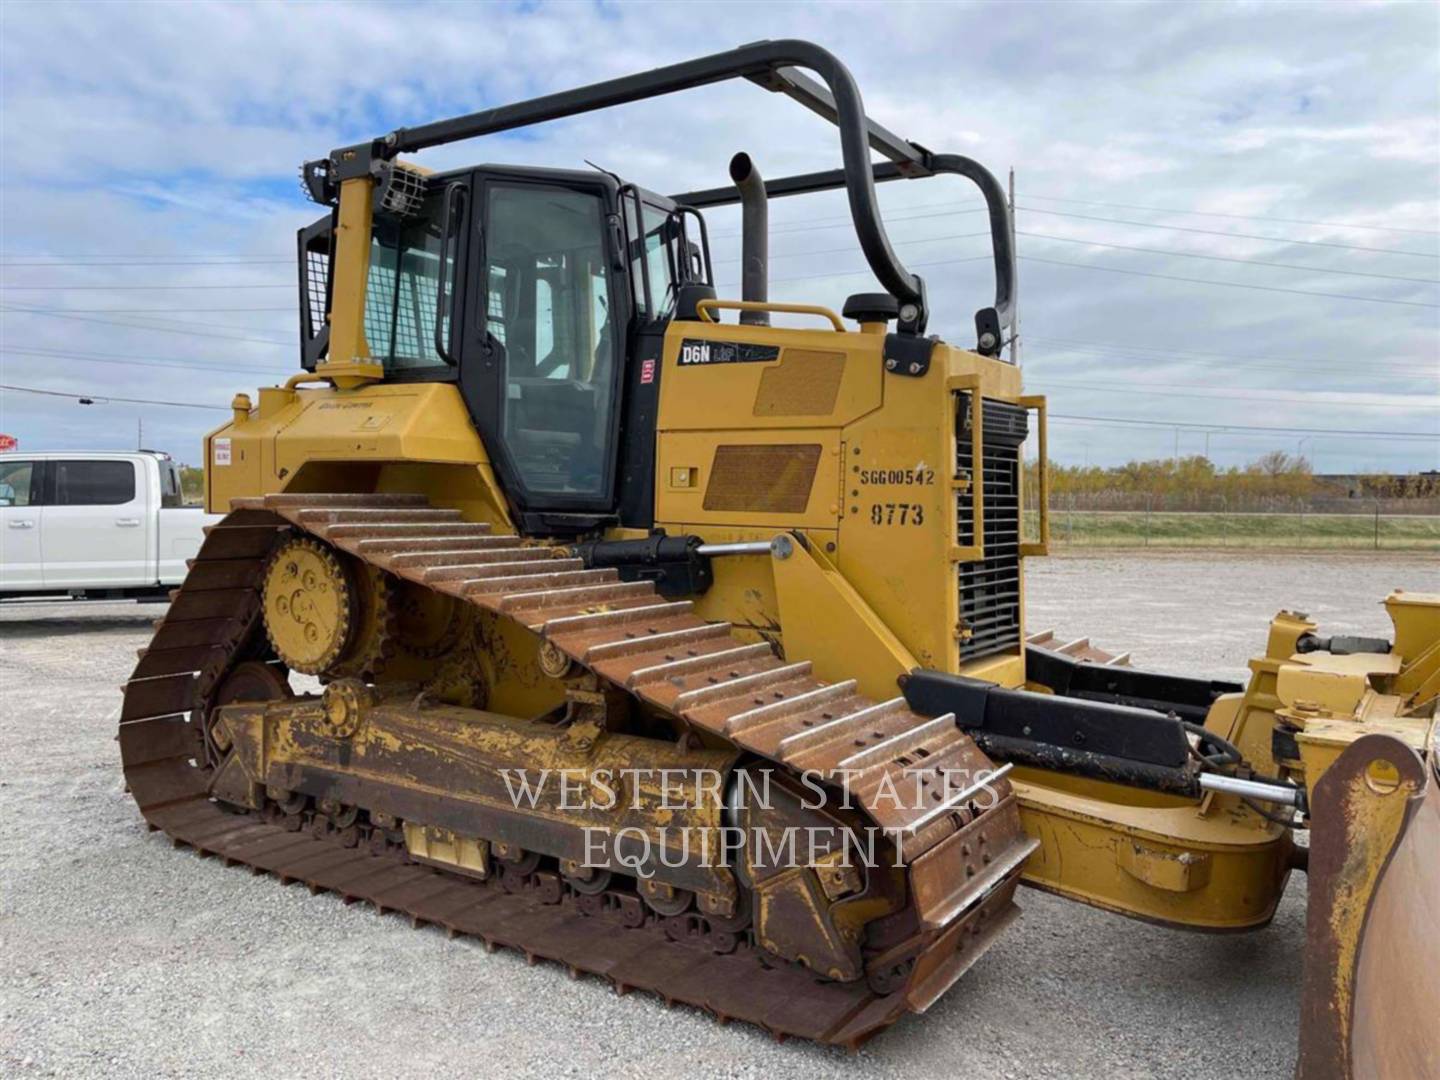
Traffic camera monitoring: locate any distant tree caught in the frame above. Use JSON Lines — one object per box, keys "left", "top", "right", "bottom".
{"left": 179, "top": 466, "right": 204, "bottom": 505}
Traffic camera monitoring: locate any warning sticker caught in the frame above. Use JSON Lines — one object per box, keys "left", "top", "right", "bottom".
{"left": 213, "top": 437, "right": 232, "bottom": 466}
{"left": 640, "top": 358, "right": 657, "bottom": 385}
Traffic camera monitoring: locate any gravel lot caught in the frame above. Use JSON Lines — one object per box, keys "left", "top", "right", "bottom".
{"left": 2, "top": 551, "right": 1434, "bottom": 1079}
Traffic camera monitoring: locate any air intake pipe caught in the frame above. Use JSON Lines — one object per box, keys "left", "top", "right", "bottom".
{"left": 729, "top": 152, "right": 768, "bottom": 325}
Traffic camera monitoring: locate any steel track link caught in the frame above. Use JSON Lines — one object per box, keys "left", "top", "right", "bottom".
{"left": 118, "top": 495, "right": 1033, "bottom": 1047}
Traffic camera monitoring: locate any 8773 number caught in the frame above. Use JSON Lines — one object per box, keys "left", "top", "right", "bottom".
{"left": 870, "top": 503, "right": 925, "bottom": 526}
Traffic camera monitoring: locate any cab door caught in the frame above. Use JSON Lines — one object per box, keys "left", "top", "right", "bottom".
{"left": 42, "top": 458, "right": 152, "bottom": 588}
{"left": 458, "top": 171, "right": 630, "bottom": 532}
{"left": 0, "top": 458, "right": 44, "bottom": 588}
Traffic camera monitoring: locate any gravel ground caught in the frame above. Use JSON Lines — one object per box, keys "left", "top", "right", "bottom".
{"left": 2, "top": 551, "right": 1434, "bottom": 1079}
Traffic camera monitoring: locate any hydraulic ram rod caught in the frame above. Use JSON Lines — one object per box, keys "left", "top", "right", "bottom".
{"left": 1198, "top": 772, "right": 1306, "bottom": 807}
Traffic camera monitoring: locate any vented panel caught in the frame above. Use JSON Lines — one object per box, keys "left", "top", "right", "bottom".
{"left": 956, "top": 396, "right": 1028, "bottom": 661}
{"left": 754, "top": 350, "right": 846, "bottom": 417}
{"left": 304, "top": 248, "right": 329, "bottom": 342}
{"left": 704, "top": 444, "right": 822, "bottom": 513}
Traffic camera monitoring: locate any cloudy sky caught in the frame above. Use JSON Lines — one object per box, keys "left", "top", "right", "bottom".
{"left": 1, "top": 0, "right": 1436, "bottom": 473}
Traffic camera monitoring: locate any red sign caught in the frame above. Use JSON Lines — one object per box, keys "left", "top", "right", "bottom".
{"left": 0, "top": 434, "right": 16, "bottom": 452}
{"left": 640, "top": 359, "right": 656, "bottom": 385}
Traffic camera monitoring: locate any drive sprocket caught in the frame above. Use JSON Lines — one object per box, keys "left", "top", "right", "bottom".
{"left": 260, "top": 535, "right": 357, "bottom": 674}
{"left": 329, "top": 561, "right": 398, "bottom": 680}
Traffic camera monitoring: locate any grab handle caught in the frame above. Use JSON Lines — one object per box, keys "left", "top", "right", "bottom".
{"left": 696, "top": 298, "right": 844, "bottom": 332}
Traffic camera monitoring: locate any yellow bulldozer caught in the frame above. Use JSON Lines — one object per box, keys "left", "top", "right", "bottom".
{"left": 118, "top": 40, "right": 1436, "bottom": 1075}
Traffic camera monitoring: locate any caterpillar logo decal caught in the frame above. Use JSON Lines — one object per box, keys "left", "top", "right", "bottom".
{"left": 677, "top": 339, "right": 782, "bottom": 366}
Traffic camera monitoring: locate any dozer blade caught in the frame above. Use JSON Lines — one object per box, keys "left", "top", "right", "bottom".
{"left": 1297, "top": 731, "right": 1439, "bottom": 1080}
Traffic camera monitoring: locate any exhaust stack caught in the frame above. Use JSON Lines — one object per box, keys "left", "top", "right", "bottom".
{"left": 729, "top": 152, "right": 768, "bottom": 325}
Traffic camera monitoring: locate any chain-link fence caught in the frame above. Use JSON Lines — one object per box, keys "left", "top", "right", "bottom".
{"left": 1024, "top": 495, "right": 1440, "bottom": 550}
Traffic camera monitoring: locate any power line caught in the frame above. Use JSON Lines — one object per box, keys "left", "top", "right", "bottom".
{"left": 0, "top": 305, "right": 292, "bottom": 346}
{"left": 1026, "top": 345, "right": 1433, "bottom": 381}
{"left": 1017, "top": 206, "right": 1438, "bottom": 258}
{"left": 1024, "top": 332, "right": 1437, "bottom": 374}
{"left": 0, "top": 282, "right": 291, "bottom": 291}
{"left": 1035, "top": 378, "right": 1440, "bottom": 410}
{"left": 1020, "top": 255, "right": 1439, "bottom": 308}
{"left": 718, "top": 231, "right": 991, "bottom": 264}
{"left": 0, "top": 383, "right": 229, "bottom": 411}
{"left": 0, "top": 257, "right": 291, "bottom": 268}
{"left": 1048, "top": 411, "right": 1438, "bottom": 440}
{"left": 1016, "top": 231, "right": 1439, "bottom": 285}
{"left": 4, "top": 306, "right": 295, "bottom": 314}
{"left": 3, "top": 343, "right": 283, "bottom": 366}
{"left": 1026, "top": 349, "right": 1435, "bottom": 386}
{"left": 712, "top": 204, "right": 987, "bottom": 240}
{"left": 2, "top": 348, "right": 290, "bottom": 377}
{"left": 747, "top": 227, "right": 1439, "bottom": 289}
{"left": 1023, "top": 193, "right": 1440, "bottom": 237}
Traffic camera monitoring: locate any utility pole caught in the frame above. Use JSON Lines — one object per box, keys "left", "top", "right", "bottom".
{"left": 1007, "top": 166, "right": 1020, "bottom": 366}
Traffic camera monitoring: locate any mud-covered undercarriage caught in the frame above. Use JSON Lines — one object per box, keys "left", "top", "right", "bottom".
{"left": 120, "top": 494, "right": 1036, "bottom": 1047}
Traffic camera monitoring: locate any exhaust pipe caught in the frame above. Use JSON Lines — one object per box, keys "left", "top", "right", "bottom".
{"left": 729, "top": 152, "right": 768, "bottom": 325}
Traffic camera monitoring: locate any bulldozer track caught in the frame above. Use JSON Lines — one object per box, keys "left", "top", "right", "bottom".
{"left": 119, "top": 493, "right": 1033, "bottom": 1047}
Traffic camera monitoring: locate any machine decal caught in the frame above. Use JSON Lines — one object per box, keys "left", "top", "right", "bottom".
{"left": 858, "top": 467, "right": 936, "bottom": 486}
{"left": 677, "top": 338, "right": 781, "bottom": 366}
{"left": 869, "top": 502, "right": 925, "bottom": 526}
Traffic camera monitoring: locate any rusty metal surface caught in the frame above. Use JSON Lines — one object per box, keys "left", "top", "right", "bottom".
{"left": 1296, "top": 732, "right": 1440, "bottom": 1080}
{"left": 118, "top": 495, "right": 1036, "bottom": 1047}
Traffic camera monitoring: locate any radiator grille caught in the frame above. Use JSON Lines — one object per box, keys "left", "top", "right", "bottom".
{"left": 955, "top": 396, "right": 1028, "bottom": 661}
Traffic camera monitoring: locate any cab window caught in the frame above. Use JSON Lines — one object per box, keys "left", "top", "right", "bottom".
{"left": 365, "top": 188, "right": 460, "bottom": 373}
{"left": 53, "top": 460, "right": 136, "bottom": 506}
{"left": 625, "top": 199, "right": 677, "bottom": 317}
{"left": 0, "top": 459, "right": 36, "bottom": 507}
{"left": 486, "top": 183, "right": 618, "bottom": 498}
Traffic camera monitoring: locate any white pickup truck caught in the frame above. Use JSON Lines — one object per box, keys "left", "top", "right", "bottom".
{"left": 0, "top": 450, "right": 223, "bottom": 600}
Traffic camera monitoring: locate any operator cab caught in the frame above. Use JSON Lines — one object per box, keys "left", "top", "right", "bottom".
{"left": 299, "top": 164, "right": 711, "bottom": 532}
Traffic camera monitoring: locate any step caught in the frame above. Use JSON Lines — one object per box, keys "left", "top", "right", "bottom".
{"left": 467, "top": 569, "right": 619, "bottom": 596}
{"left": 297, "top": 508, "right": 463, "bottom": 525}
{"left": 775, "top": 698, "right": 913, "bottom": 764}
{"left": 583, "top": 623, "right": 734, "bottom": 664}
{"left": 626, "top": 642, "right": 774, "bottom": 689}
{"left": 499, "top": 581, "right": 655, "bottom": 614}
{"left": 672, "top": 662, "right": 812, "bottom": 713}
{"left": 327, "top": 522, "right": 495, "bottom": 541}
{"left": 527, "top": 595, "right": 682, "bottom": 632}
{"left": 723, "top": 680, "right": 860, "bottom": 737}
{"left": 380, "top": 543, "right": 526, "bottom": 570}
{"left": 422, "top": 550, "right": 559, "bottom": 581}
{"left": 543, "top": 601, "right": 694, "bottom": 639}
{"left": 832, "top": 713, "right": 956, "bottom": 772}
{"left": 264, "top": 493, "right": 430, "bottom": 509}
{"left": 358, "top": 535, "right": 518, "bottom": 556}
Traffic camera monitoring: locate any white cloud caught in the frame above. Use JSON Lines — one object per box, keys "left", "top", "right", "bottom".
{"left": 1, "top": 0, "right": 1436, "bottom": 470}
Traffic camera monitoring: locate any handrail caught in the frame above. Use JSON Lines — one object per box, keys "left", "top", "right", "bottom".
{"left": 284, "top": 372, "right": 335, "bottom": 391}
{"left": 433, "top": 182, "right": 463, "bottom": 365}
{"left": 696, "top": 298, "right": 845, "bottom": 332}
